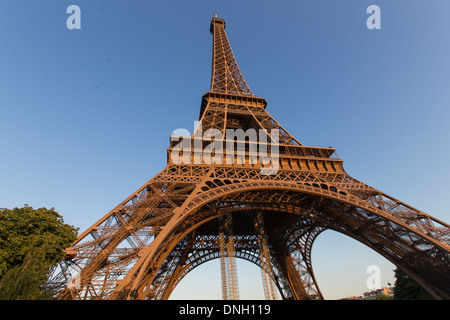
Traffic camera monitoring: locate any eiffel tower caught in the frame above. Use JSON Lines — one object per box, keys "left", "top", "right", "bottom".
{"left": 48, "top": 15, "right": 450, "bottom": 300}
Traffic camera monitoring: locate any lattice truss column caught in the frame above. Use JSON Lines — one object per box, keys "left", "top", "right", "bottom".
{"left": 254, "top": 211, "right": 278, "bottom": 300}
{"left": 218, "top": 230, "right": 228, "bottom": 299}
{"left": 219, "top": 214, "right": 240, "bottom": 300}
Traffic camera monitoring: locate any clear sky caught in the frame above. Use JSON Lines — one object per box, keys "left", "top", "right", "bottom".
{"left": 1, "top": 1, "right": 449, "bottom": 300}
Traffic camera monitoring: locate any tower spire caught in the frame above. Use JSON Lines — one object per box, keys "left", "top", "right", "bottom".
{"left": 209, "top": 16, "right": 253, "bottom": 96}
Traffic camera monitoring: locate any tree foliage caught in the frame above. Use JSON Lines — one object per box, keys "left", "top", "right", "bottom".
{"left": 393, "top": 268, "right": 434, "bottom": 300}
{"left": 0, "top": 206, "right": 78, "bottom": 299}
{"left": 376, "top": 293, "right": 394, "bottom": 300}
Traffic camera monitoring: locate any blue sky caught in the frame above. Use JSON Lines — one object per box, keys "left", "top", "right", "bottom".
{"left": 1, "top": 1, "right": 449, "bottom": 299}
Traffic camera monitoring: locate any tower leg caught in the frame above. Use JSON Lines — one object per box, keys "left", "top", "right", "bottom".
{"left": 219, "top": 230, "right": 228, "bottom": 300}
{"left": 220, "top": 214, "right": 240, "bottom": 300}
{"left": 254, "top": 212, "right": 278, "bottom": 300}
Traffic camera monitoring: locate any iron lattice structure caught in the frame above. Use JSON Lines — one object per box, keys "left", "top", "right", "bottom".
{"left": 47, "top": 16, "right": 450, "bottom": 300}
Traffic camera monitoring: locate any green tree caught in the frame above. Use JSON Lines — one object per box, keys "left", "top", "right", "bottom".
{"left": 0, "top": 206, "right": 78, "bottom": 299}
{"left": 393, "top": 268, "right": 434, "bottom": 300}
{"left": 376, "top": 293, "right": 394, "bottom": 300}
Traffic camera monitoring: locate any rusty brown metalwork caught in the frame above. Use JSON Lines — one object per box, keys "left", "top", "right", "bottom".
{"left": 47, "top": 16, "right": 450, "bottom": 300}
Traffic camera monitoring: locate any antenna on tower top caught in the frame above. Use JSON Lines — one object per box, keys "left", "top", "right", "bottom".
{"left": 214, "top": 12, "right": 218, "bottom": 18}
